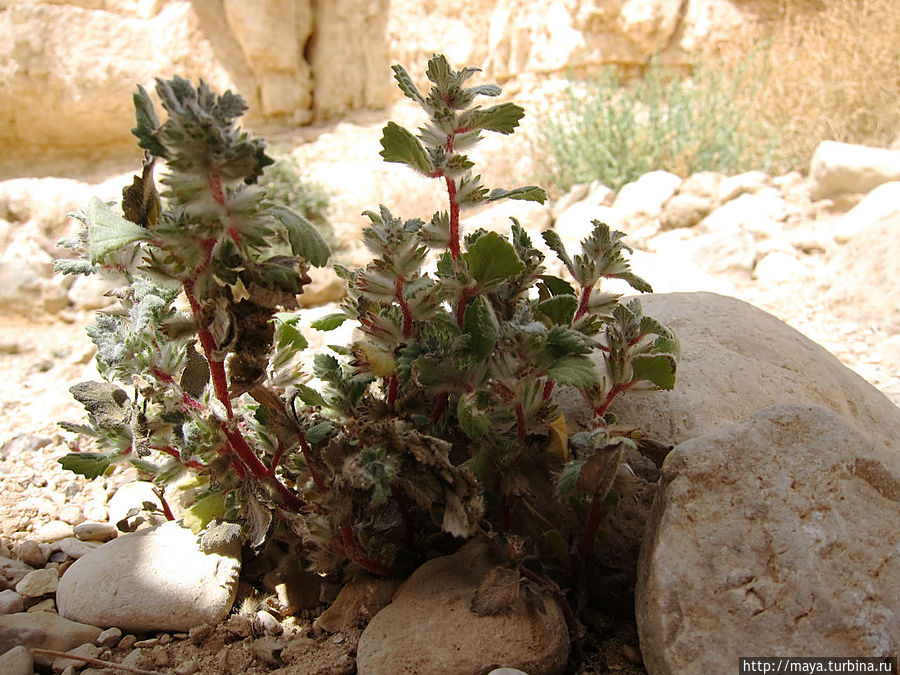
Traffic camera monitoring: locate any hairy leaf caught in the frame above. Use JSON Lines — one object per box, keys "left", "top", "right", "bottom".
{"left": 86, "top": 197, "right": 151, "bottom": 264}
{"left": 54, "top": 259, "right": 94, "bottom": 276}
{"left": 631, "top": 353, "right": 677, "bottom": 390}
{"left": 58, "top": 452, "right": 113, "bottom": 480}
{"left": 465, "top": 103, "right": 525, "bottom": 135}
{"left": 541, "top": 230, "right": 575, "bottom": 276}
{"left": 547, "top": 354, "right": 599, "bottom": 388}
{"left": 70, "top": 381, "right": 131, "bottom": 430}
{"left": 272, "top": 206, "right": 331, "bottom": 267}
{"left": 463, "top": 232, "right": 524, "bottom": 286}
{"left": 463, "top": 295, "right": 500, "bottom": 360}
{"left": 380, "top": 122, "right": 433, "bottom": 175}
{"left": 391, "top": 64, "right": 426, "bottom": 106}
{"left": 457, "top": 393, "right": 491, "bottom": 440}
{"left": 537, "top": 295, "right": 577, "bottom": 326}
{"left": 311, "top": 313, "right": 348, "bottom": 331}
{"left": 131, "top": 85, "right": 166, "bottom": 157}
{"left": 486, "top": 185, "right": 547, "bottom": 204}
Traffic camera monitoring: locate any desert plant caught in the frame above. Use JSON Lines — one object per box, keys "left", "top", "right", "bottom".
{"left": 56, "top": 57, "right": 678, "bottom": 591}
{"left": 258, "top": 156, "right": 335, "bottom": 247}
{"left": 537, "top": 55, "right": 777, "bottom": 194}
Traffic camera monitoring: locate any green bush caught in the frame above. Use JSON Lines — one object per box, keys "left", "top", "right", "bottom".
{"left": 537, "top": 56, "right": 778, "bottom": 194}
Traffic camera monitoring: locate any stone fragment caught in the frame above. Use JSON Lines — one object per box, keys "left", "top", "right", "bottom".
{"left": 809, "top": 141, "right": 900, "bottom": 200}
{"left": 717, "top": 170, "right": 770, "bottom": 203}
{"left": 15, "top": 567, "right": 59, "bottom": 597}
{"left": 0, "top": 589, "right": 24, "bottom": 615}
{"left": 608, "top": 293, "right": 900, "bottom": 454}
{"left": 56, "top": 521, "right": 241, "bottom": 632}
{"left": 56, "top": 537, "right": 102, "bottom": 560}
{"left": 637, "top": 405, "right": 900, "bottom": 673}
{"left": 57, "top": 505, "right": 85, "bottom": 526}
{"left": 0, "top": 644, "right": 33, "bottom": 675}
{"left": 52, "top": 642, "right": 101, "bottom": 673}
{"left": 0, "top": 612, "right": 102, "bottom": 668}
{"left": 833, "top": 181, "right": 900, "bottom": 244}
{"left": 15, "top": 539, "right": 50, "bottom": 567}
{"left": 613, "top": 171, "right": 681, "bottom": 226}
{"left": 73, "top": 521, "right": 118, "bottom": 543}
{"left": 0, "top": 434, "right": 51, "bottom": 460}
{"left": 35, "top": 520, "right": 75, "bottom": 543}
{"left": 96, "top": 626, "right": 122, "bottom": 648}
{"left": 357, "top": 541, "right": 569, "bottom": 675}
{"left": 0, "top": 557, "right": 34, "bottom": 589}
{"left": 26, "top": 598, "right": 56, "bottom": 613}
{"left": 315, "top": 575, "right": 400, "bottom": 633}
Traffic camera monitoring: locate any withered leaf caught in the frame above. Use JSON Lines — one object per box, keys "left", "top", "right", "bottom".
{"left": 471, "top": 566, "right": 520, "bottom": 616}
{"left": 121, "top": 154, "right": 160, "bottom": 228}
{"left": 576, "top": 441, "right": 626, "bottom": 497}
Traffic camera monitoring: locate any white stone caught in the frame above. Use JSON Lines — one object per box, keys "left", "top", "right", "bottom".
{"left": 752, "top": 250, "right": 806, "bottom": 284}
{"left": 638, "top": 405, "right": 900, "bottom": 673}
{"left": 15, "top": 567, "right": 59, "bottom": 597}
{"left": 0, "top": 613, "right": 101, "bottom": 668}
{"left": 613, "top": 171, "right": 682, "bottom": 226}
{"left": 106, "top": 481, "right": 166, "bottom": 530}
{"left": 15, "top": 540, "right": 49, "bottom": 568}
{"left": 833, "top": 181, "right": 900, "bottom": 244}
{"left": 717, "top": 170, "right": 770, "bottom": 203}
{"left": 34, "top": 520, "right": 75, "bottom": 543}
{"left": 699, "top": 189, "right": 787, "bottom": 239}
{"left": 809, "top": 141, "right": 900, "bottom": 200}
{"left": 56, "top": 521, "right": 241, "bottom": 632}
{"left": 57, "top": 537, "right": 103, "bottom": 560}
{"left": 0, "top": 589, "right": 24, "bottom": 615}
{"left": 73, "top": 521, "right": 118, "bottom": 543}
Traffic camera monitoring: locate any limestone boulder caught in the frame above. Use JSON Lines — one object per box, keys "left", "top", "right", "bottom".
{"left": 637, "top": 404, "right": 900, "bottom": 674}
{"left": 56, "top": 520, "right": 241, "bottom": 632}
{"left": 607, "top": 292, "right": 900, "bottom": 454}
{"left": 809, "top": 141, "right": 900, "bottom": 200}
{"left": 357, "top": 541, "right": 569, "bottom": 675}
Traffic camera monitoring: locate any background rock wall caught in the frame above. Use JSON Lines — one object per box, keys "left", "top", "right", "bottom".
{"left": 1, "top": 0, "right": 790, "bottom": 166}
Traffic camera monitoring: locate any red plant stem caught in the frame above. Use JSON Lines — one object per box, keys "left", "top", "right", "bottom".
{"left": 208, "top": 171, "right": 226, "bottom": 206}
{"left": 542, "top": 379, "right": 555, "bottom": 401}
{"left": 297, "top": 428, "right": 327, "bottom": 494}
{"left": 446, "top": 177, "right": 460, "bottom": 262}
{"left": 456, "top": 285, "right": 477, "bottom": 328}
{"left": 335, "top": 523, "right": 397, "bottom": 577}
{"left": 572, "top": 492, "right": 605, "bottom": 579}
{"left": 573, "top": 285, "right": 592, "bottom": 323}
{"left": 157, "top": 491, "right": 176, "bottom": 521}
{"left": 429, "top": 392, "right": 449, "bottom": 424}
{"left": 271, "top": 438, "right": 286, "bottom": 475}
{"left": 387, "top": 375, "right": 399, "bottom": 408}
{"left": 594, "top": 380, "right": 638, "bottom": 419}
{"left": 395, "top": 277, "right": 413, "bottom": 338}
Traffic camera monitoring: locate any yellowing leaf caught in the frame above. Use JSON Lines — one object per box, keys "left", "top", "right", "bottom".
{"left": 547, "top": 413, "right": 569, "bottom": 461}
{"left": 360, "top": 344, "right": 396, "bottom": 378}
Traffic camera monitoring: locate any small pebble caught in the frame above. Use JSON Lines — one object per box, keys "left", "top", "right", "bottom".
{"left": 255, "top": 609, "right": 283, "bottom": 635}
{"left": 133, "top": 637, "right": 159, "bottom": 648}
{"left": 96, "top": 626, "right": 122, "bottom": 648}
{"left": 118, "top": 634, "right": 137, "bottom": 650}
{"left": 82, "top": 503, "right": 109, "bottom": 522}
{"left": 174, "top": 659, "right": 200, "bottom": 675}
{"left": 35, "top": 520, "right": 75, "bottom": 543}
{"left": 57, "top": 536, "right": 102, "bottom": 559}
{"left": 58, "top": 505, "right": 86, "bottom": 526}
{"left": 14, "top": 539, "right": 49, "bottom": 567}
{"left": 158, "top": 633, "right": 171, "bottom": 645}
{"left": 73, "top": 521, "right": 118, "bottom": 543}
{"left": 0, "top": 589, "right": 25, "bottom": 614}
{"left": 622, "top": 643, "right": 643, "bottom": 665}
{"left": 26, "top": 597, "right": 56, "bottom": 612}
{"left": 189, "top": 624, "right": 213, "bottom": 644}
{"left": 52, "top": 643, "right": 101, "bottom": 673}
{"left": 0, "top": 541, "right": 11, "bottom": 558}
{"left": 16, "top": 566, "right": 59, "bottom": 597}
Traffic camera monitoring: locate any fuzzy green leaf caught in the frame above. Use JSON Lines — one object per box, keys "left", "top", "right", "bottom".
{"left": 541, "top": 230, "right": 575, "bottom": 274}
{"left": 486, "top": 185, "right": 547, "bottom": 204}
{"left": 539, "top": 275, "right": 576, "bottom": 296}
{"left": 547, "top": 355, "right": 599, "bottom": 388}
{"left": 618, "top": 271, "right": 653, "bottom": 294}
{"left": 54, "top": 259, "right": 94, "bottom": 276}
{"left": 271, "top": 206, "right": 331, "bottom": 267}
{"left": 305, "top": 421, "right": 334, "bottom": 445}
{"left": 295, "top": 384, "right": 329, "bottom": 408}
{"left": 273, "top": 313, "right": 308, "bottom": 351}
{"left": 465, "top": 103, "right": 525, "bottom": 135}
{"left": 537, "top": 295, "right": 577, "bottom": 326}
{"left": 457, "top": 393, "right": 492, "bottom": 440}
{"left": 131, "top": 85, "right": 167, "bottom": 157}
{"left": 556, "top": 459, "right": 586, "bottom": 496}
{"left": 311, "top": 313, "right": 348, "bottom": 331}
{"left": 86, "top": 197, "right": 151, "bottom": 264}
{"left": 641, "top": 316, "right": 680, "bottom": 355}
{"left": 463, "top": 232, "right": 524, "bottom": 286}
{"left": 463, "top": 295, "right": 500, "bottom": 360}
{"left": 391, "top": 64, "right": 426, "bottom": 106}
{"left": 631, "top": 353, "right": 677, "bottom": 390}
{"left": 380, "top": 122, "right": 434, "bottom": 175}
{"left": 58, "top": 452, "right": 113, "bottom": 480}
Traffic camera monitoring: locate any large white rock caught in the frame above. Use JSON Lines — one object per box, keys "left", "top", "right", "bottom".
{"left": 809, "top": 141, "right": 900, "bottom": 200}
{"left": 832, "top": 181, "right": 900, "bottom": 244}
{"left": 608, "top": 292, "right": 900, "bottom": 454}
{"left": 357, "top": 541, "right": 569, "bottom": 675}
{"left": 56, "top": 521, "right": 241, "bottom": 632}
{"left": 637, "top": 404, "right": 900, "bottom": 674}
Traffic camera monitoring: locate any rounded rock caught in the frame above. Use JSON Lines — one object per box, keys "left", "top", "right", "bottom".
{"left": 56, "top": 520, "right": 241, "bottom": 632}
